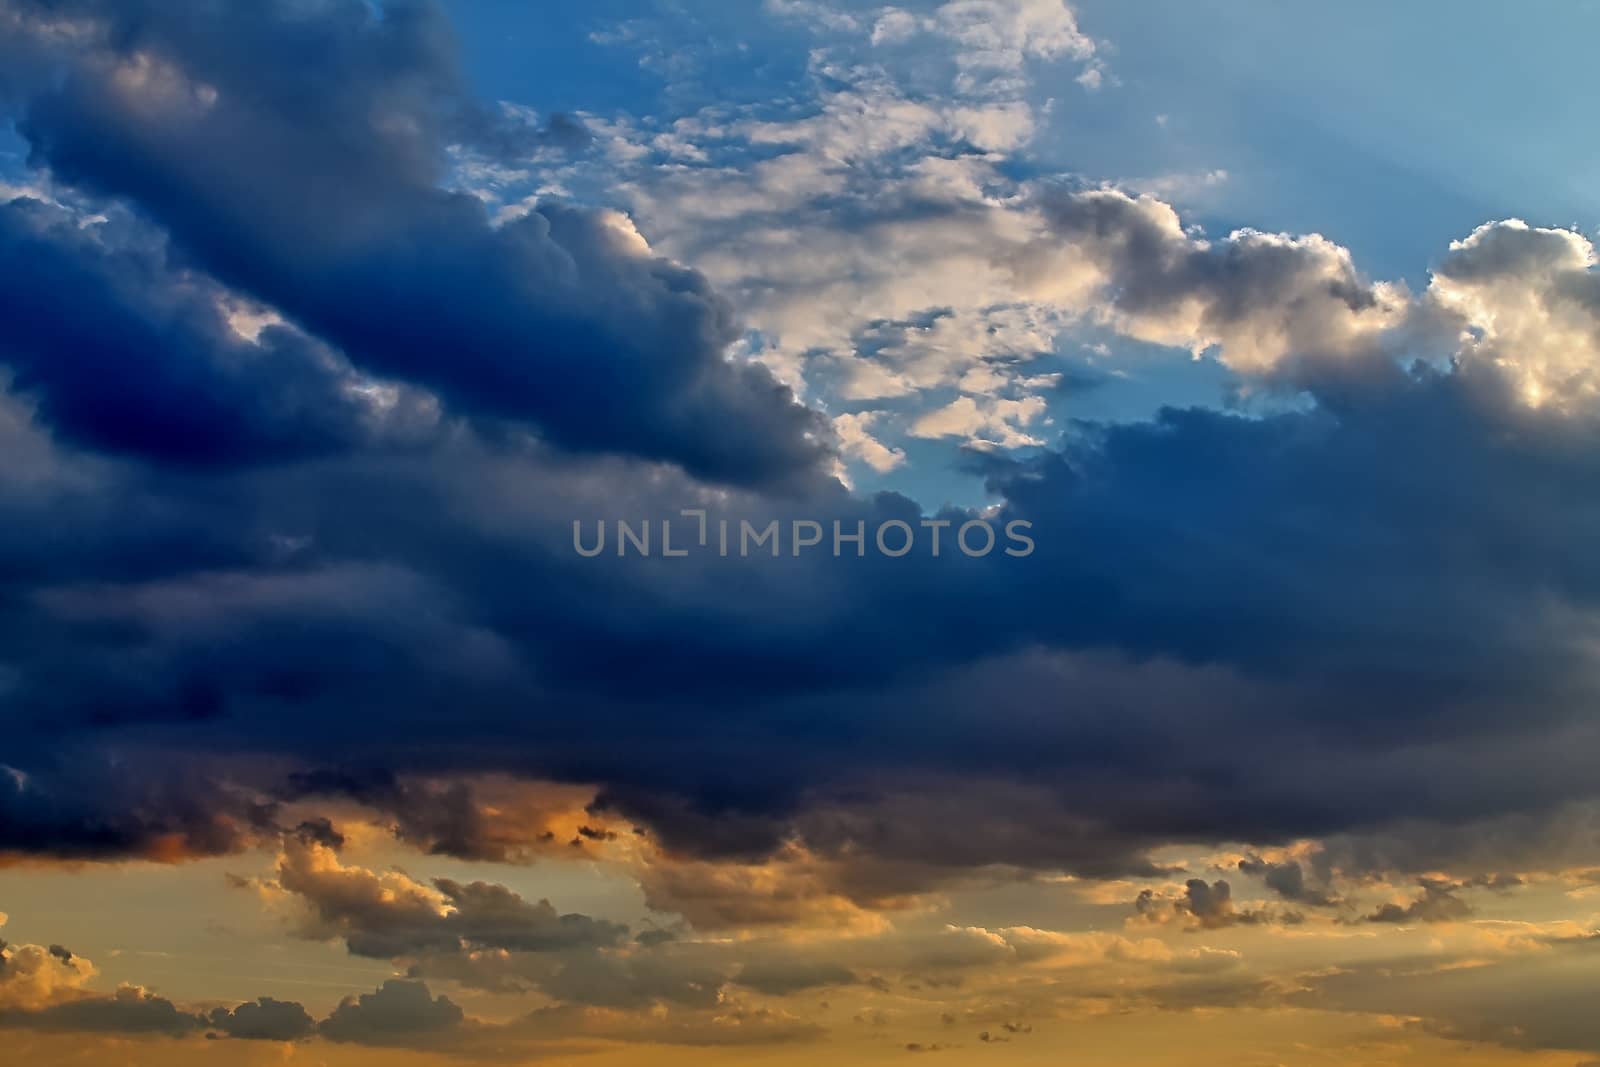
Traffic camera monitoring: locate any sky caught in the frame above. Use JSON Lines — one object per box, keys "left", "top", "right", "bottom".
{"left": 2, "top": 1, "right": 1600, "bottom": 1064}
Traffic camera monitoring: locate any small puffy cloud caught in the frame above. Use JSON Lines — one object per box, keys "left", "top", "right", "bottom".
{"left": 910, "top": 395, "right": 1047, "bottom": 448}
{"left": 318, "top": 979, "right": 464, "bottom": 1047}
{"left": 918, "top": 0, "right": 1098, "bottom": 93}
{"left": 1034, "top": 188, "right": 1410, "bottom": 381}
{"left": 1365, "top": 879, "right": 1475, "bottom": 925}
{"left": 1133, "top": 880, "right": 1277, "bottom": 930}
{"left": 1429, "top": 218, "right": 1600, "bottom": 410}
{"left": 206, "top": 997, "right": 315, "bottom": 1042}
{"left": 0, "top": 941, "right": 95, "bottom": 1011}
{"left": 268, "top": 834, "right": 627, "bottom": 959}
{"left": 1237, "top": 855, "right": 1338, "bottom": 907}
{"left": 833, "top": 412, "right": 907, "bottom": 474}
{"left": 840, "top": 304, "right": 1060, "bottom": 401}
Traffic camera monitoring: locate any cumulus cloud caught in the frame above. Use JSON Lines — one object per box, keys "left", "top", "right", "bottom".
{"left": 319, "top": 979, "right": 465, "bottom": 1047}
{"left": 0, "top": 939, "right": 95, "bottom": 1011}
{"left": 1237, "top": 855, "right": 1338, "bottom": 907}
{"left": 1428, "top": 218, "right": 1600, "bottom": 410}
{"left": 268, "top": 834, "right": 627, "bottom": 959}
{"left": 206, "top": 997, "right": 316, "bottom": 1042}
{"left": 0, "top": 0, "right": 824, "bottom": 486}
{"left": 1, "top": 933, "right": 326, "bottom": 1043}
{"left": 1033, "top": 188, "right": 1411, "bottom": 382}
{"left": 909, "top": 394, "right": 1048, "bottom": 448}
{"left": 832, "top": 411, "right": 907, "bottom": 476}
{"left": 1134, "top": 880, "right": 1277, "bottom": 930}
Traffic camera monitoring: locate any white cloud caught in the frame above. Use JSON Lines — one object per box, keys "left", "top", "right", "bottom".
{"left": 910, "top": 394, "right": 1048, "bottom": 448}
{"left": 1428, "top": 219, "right": 1600, "bottom": 411}
{"left": 832, "top": 410, "right": 908, "bottom": 472}
{"left": 930, "top": 0, "right": 1097, "bottom": 91}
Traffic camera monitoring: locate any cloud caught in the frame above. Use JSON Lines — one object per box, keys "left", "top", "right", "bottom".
{"left": 1297, "top": 932, "right": 1600, "bottom": 1055}
{"left": 0, "top": 195, "right": 430, "bottom": 466}
{"left": 0, "top": 0, "right": 1598, "bottom": 941}
{"left": 0, "top": 940, "right": 95, "bottom": 1011}
{"left": 1364, "top": 879, "right": 1475, "bottom": 925}
{"left": 318, "top": 979, "right": 465, "bottom": 1048}
{"left": 205, "top": 997, "right": 316, "bottom": 1042}
{"left": 0, "top": 985, "right": 198, "bottom": 1037}
{"left": 268, "top": 834, "right": 627, "bottom": 959}
{"left": 1428, "top": 218, "right": 1600, "bottom": 410}
{"left": 909, "top": 394, "right": 1047, "bottom": 448}
{"left": 874, "top": 0, "right": 1099, "bottom": 94}
{"left": 630, "top": 842, "right": 907, "bottom": 931}
{"left": 1, "top": 0, "right": 824, "bottom": 487}
{"left": 1, "top": 935, "right": 324, "bottom": 1042}
{"left": 832, "top": 411, "right": 907, "bottom": 474}
{"left": 1034, "top": 187, "right": 1410, "bottom": 382}
{"left": 1237, "top": 855, "right": 1338, "bottom": 907}
{"left": 1133, "top": 880, "right": 1277, "bottom": 930}
{"left": 283, "top": 771, "right": 601, "bottom": 863}
{"left": 733, "top": 959, "right": 859, "bottom": 996}
{"left": 0, "top": 753, "right": 279, "bottom": 864}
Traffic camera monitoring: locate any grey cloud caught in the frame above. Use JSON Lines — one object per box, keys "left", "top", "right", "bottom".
{"left": 1237, "top": 856, "right": 1337, "bottom": 907}
{"left": 0, "top": 987, "right": 198, "bottom": 1037}
{"left": 272, "top": 835, "right": 626, "bottom": 960}
{"left": 1364, "top": 879, "right": 1475, "bottom": 925}
{"left": 734, "top": 959, "right": 859, "bottom": 996}
{"left": 206, "top": 997, "right": 316, "bottom": 1042}
{"left": 1035, "top": 186, "right": 1408, "bottom": 385}
{"left": 318, "top": 979, "right": 464, "bottom": 1047}
{"left": 1298, "top": 934, "right": 1600, "bottom": 1055}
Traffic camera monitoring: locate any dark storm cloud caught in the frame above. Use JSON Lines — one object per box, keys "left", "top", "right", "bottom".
{"left": 8, "top": 364, "right": 1600, "bottom": 887}
{"left": 0, "top": 196, "right": 424, "bottom": 466}
{"left": 0, "top": 754, "right": 279, "bottom": 861}
{"left": 1, "top": 0, "right": 1600, "bottom": 895}
{"left": 285, "top": 770, "right": 531, "bottom": 862}
{"left": 0, "top": 0, "right": 824, "bottom": 486}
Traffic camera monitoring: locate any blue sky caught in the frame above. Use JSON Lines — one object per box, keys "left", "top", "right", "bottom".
{"left": 443, "top": 0, "right": 1600, "bottom": 280}
{"left": 426, "top": 0, "right": 1600, "bottom": 505}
